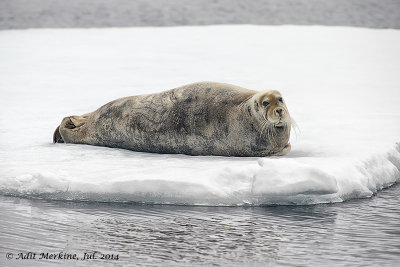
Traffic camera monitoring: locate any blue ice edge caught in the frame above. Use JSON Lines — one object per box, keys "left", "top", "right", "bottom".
{"left": 0, "top": 143, "right": 399, "bottom": 206}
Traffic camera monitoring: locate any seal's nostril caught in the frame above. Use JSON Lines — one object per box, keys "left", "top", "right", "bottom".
{"left": 275, "top": 108, "right": 282, "bottom": 116}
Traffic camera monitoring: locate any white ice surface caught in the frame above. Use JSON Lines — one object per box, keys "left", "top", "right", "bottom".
{"left": 0, "top": 25, "right": 399, "bottom": 205}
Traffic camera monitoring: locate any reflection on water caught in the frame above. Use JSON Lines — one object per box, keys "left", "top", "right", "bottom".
{"left": 1, "top": 184, "right": 400, "bottom": 266}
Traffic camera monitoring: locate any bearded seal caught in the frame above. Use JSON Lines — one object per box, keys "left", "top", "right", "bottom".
{"left": 53, "top": 82, "right": 291, "bottom": 156}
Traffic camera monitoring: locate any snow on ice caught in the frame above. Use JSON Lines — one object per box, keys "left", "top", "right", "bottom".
{"left": 0, "top": 25, "right": 399, "bottom": 205}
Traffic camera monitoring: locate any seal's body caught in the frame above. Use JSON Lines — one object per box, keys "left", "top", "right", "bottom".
{"left": 53, "top": 82, "right": 291, "bottom": 156}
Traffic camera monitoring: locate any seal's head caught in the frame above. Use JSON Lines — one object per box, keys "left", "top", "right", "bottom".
{"left": 257, "top": 90, "right": 291, "bottom": 129}
{"left": 249, "top": 90, "right": 291, "bottom": 155}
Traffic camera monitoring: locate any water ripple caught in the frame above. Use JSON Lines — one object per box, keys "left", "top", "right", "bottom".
{"left": 1, "top": 185, "right": 399, "bottom": 266}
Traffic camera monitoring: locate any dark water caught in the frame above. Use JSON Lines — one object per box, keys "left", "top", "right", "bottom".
{"left": 1, "top": 184, "right": 399, "bottom": 266}
{"left": 1, "top": 0, "right": 400, "bottom": 30}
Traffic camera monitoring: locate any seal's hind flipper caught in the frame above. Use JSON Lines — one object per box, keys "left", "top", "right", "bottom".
{"left": 56, "top": 115, "right": 88, "bottom": 144}
{"left": 53, "top": 115, "right": 88, "bottom": 144}
{"left": 66, "top": 116, "right": 87, "bottom": 129}
{"left": 53, "top": 126, "right": 64, "bottom": 143}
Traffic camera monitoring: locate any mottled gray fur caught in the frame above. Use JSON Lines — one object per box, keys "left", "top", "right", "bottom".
{"left": 53, "top": 82, "right": 291, "bottom": 156}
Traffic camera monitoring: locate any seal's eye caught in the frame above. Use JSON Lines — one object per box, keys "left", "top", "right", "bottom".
{"left": 278, "top": 97, "right": 283, "bottom": 103}
{"left": 262, "top": 101, "right": 269, "bottom": 107}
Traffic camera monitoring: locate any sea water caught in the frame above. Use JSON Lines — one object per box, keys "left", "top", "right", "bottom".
{"left": 1, "top": 187, "right": 399, "bottom": 266}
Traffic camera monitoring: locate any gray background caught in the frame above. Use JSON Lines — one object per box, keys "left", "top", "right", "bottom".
{"left": 1, "top": 0, "right": 400, "bottom": 30}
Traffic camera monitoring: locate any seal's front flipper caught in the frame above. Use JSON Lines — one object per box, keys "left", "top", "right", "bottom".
{"left": 272, "top": 143, "right": 291, "bottom": 156}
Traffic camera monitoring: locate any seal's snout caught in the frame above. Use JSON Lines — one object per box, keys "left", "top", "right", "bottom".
{"left": 274, "top": 107, "right": 284, "bottom": 117}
